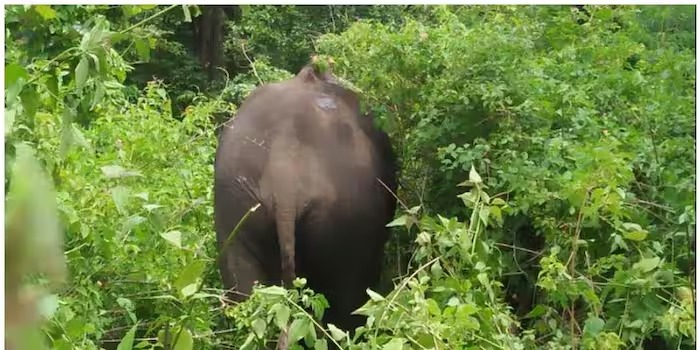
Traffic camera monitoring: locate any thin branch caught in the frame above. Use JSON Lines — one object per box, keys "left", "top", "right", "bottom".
{"left": 241, "top": 42, "right": 263, "bottom": 85}
{"left": 119, "top": 5, "right": 179, "bottom": 35}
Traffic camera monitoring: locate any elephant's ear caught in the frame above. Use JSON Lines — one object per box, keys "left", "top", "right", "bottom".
{"left": 297, "top": 55, "right": 338, "bottom": 84}
{"left": 296, "top": 65, "right": 322, "bottom": 83}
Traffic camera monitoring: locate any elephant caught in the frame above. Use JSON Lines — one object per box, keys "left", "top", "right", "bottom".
{"left": 213, "top": 63, "right": 399, "bottom": 339}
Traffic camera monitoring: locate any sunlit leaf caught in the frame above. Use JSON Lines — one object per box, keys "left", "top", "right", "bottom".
{"left": 382, "top": 338, "right": 406, "bottom": 350}
{"left": 5, "top": 63, "right": 28, "bottom": 88}
{"left": 173, "top": 328, "right": 193, "bottom": 350}
{"left": 288, "top": 318, "right": 311, "bottom": 343}
{"left": 110, "top": 186, "right": 130, "bottom": 216}
{"left": 116, "top": 323, "right": 138, "bottom": 350}
{"left": 327, "top": 323, "right": 347, "bottom": 341}
{"left": 469, "top": 165, "right": 482, "bottom": 184}
{"left": 366, "top": 289, "right": 384, "bottom": 302}
{"left": 135, "top": 38, "right": 151, "bottom": 62}
{"left": 386, "top": 215, "right": 407, "bottom": 227}
{"left": 75, "top": 56, "right": 89, "bottom": 89}
{"left": 33, "top": 5, "right": 57, "bottom": 20}
{"left": 633, "top": 257, "right": 661, "bottom": 273}
{"left": 583, "top": 316, "right": 605, "bottom": 336}
{"left": 252, "top": 318, "right": 266, "bottom": 339}
{"left": 174, "top": 260, "right": 206, "bottom": 298}
{"left": 160, "top": 231, "right": 182, "bottom": 249}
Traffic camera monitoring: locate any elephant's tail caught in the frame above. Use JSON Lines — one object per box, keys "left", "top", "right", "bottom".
{"left": 275, "top": 204, "right": 297, "bottom": 286}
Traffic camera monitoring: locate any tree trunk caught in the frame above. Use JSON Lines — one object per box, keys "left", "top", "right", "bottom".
{"left": 194, "top": 5, "right": 236, "bottom": 80}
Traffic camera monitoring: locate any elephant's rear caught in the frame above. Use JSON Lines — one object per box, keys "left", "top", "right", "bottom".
{"left": 213, "top": 64, "right": 398, "bottom": 334}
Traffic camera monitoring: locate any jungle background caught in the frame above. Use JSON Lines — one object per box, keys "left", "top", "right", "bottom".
{"left": 4, "top": 4, "right": 696, "bottom": 350}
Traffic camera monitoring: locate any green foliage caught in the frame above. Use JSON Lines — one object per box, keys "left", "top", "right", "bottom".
{"left": 5, "top": 5, "right": 221, "bottom": 349}
{"left": 224, "top": 5, "right": 431, "bottom": 74}
{"left": 5, "top": 4, "right": 695, "bottom": 350}
{"left": 317, "top": 4, "right": 695, "bottom": 348}
{"left": 224, "top": 279, "right": 332, "bottom": 349}
{"left": 41, "top": 81, "right": 222, "bottom": 349}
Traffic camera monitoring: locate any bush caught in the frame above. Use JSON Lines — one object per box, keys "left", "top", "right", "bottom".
{"left": 5, "top": 5, "right": 695, "bottom": 350}
{"left": 318, "top": 5, "right": 695, "bottom": 348}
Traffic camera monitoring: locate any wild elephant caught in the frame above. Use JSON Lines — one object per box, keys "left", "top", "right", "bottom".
{"left": 213, "top": 64, "right": 398, "bottom": 335}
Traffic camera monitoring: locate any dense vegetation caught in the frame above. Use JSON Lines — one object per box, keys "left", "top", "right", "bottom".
{"left": 5, "top": 5, "right": 696, "bottom": 350}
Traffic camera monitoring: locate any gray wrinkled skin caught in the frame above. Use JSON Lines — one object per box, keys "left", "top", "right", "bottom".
{"left": 213, "top": 65, "right": 398, "bottom": 341}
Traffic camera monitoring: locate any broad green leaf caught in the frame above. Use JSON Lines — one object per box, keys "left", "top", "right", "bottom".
{"left": 88, "top": 53, "right": 101, "bottom": 73}
{"left": 425, "top": 298, "right": 441, "bottom": 316}
{"left": 623, "top": 230, "right": 648, "bottom": 242}
{"left": 407, "top": 205, "right": 421, "bottom": 214}
{"left": 65, "top": 318, "right": 86, "bottom": 339}
{"left": 386, "top": 215, "right": 407, "bottom": 227}
{"left": 611, "top": 234, "right": 629, "bottom": 252}
{"left": 627, "top": 320, "right": 643, "bottom": 329}
{"left": 489, "top": 205, "right": 503, "bottom": 225}
{"left": 327, "top": 323, "right": 346, "bottom": 341}
{"left": 5, "top": 63, "right": 28, "bottom": 88}
{"left": 273, "top": 303, "right": 291, "bottom": 329}
{"left": 173, "top": 328, "right": 193, "bottom": 350}
{"left": 463, "top": 316, "right": 481, "bottom": 331}
{"left": 239, "top": 334, "right": 256, "bottom": 350}
{"left": 382, "top": 338, "right": 406, "bottom": 350}
{"left": 615, "top": 187, "right": 626, "bottom": 200}
{"left": 75, "top": 56, "right": 89, "bottom": 89}
{"left": 116, "top": 323, "right": 138, "bottom": 350}
{"left": 478, "top": 206, "right": 490, "bottom": 226}
{"left": 366, "top": 288, "right": 384, "bottom": 302}
{"left": 633, "top": 257, "right": 660, "bottom": 273}
{"left": 491, "top": 198, "right": 506, "bottom": 206}
{"left": 288, "top": 318, "right": 311, "bottom": 343}
{"left": 252, "top": 318, "right": 266, "bottom": 339}
{"left": 469, "top": 165, "right": 482, "bottom": 184}
{"left": 621, "top": 222, "right": 643, "bottom": 232}
{"left": 621, "top": 222, "right": 648, "bottom": 242}
{"left": 179, "top": 284, "right": 197, "bottom": 298}
{"left": 135, "top": 38, "right": 151, "bottom": 62}
{"left": 174, "top": 260, "right": 206, "bottom": 298}
{"left": 456, "top": 303, "right": 479, "bottom": 317}
{"left": 583, "top": 316, "right": 605, "bottom": 336}
{"left": 314, "top": 339, "right": 328, "bottom": 350}
{"left": 6, "top": 78, "right": 25, "bottom": 105}
{"left": 524, "top": 304, "right": 547, "bottom": 319}
{"left": 20, "top": 85, "right": 39, "bottom": 120}
{"left": 477, "top": 273, "right": 495, "bottom": 302}
{"left": 33, "top": 5, "right": 57, "bottom": 20}
{"left": 79, "top": 31, "right": 92, "bottom": 51}
{"left": 160, "top": 231, "right": 182, "bottom": 249}
{"left": 257, "top": 286, "right": 286, "bottom": 296}
{"left": 117, "top": 297, "right": 134, "bottom": 311}
{"left": 110, "top": 186, "right": 130, "bottom": 216}
{"left": 47, "top": 74, "right": 59, "bottom": 98}
{"left": 104, "top": 80, "right": 126, "bottom": 90}
{"left": 458, "top": 191, "right": 476, "bottom": 206}
{"left": 430, "top": 260, "right": 443, "bottom": 277}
